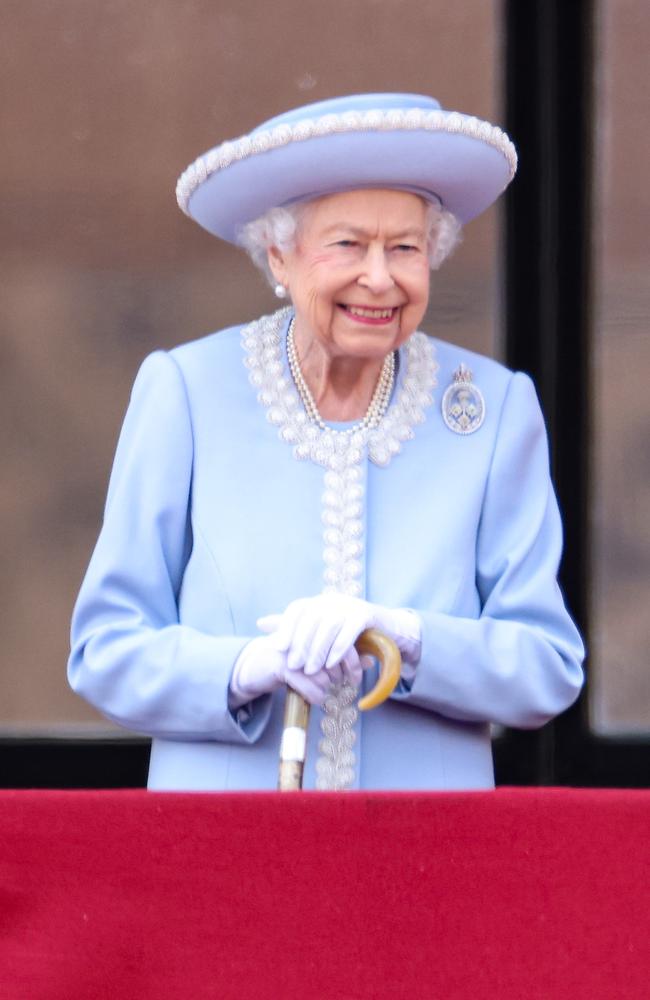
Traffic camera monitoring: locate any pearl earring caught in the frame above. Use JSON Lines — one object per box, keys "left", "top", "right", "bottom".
{"left": 274, "top": 283, "right": 287, "bottom": 299}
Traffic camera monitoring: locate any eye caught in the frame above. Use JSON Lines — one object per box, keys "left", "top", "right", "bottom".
{"left": 393, "top": 243, "right": 419, "bottom": 253}
{"left": 333, "top": 239, "right": 358, "bottom": 248}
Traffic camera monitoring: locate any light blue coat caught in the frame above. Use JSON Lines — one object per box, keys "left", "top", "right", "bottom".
{"left": 68, "top": 312, "right": 584, "bottom": 790}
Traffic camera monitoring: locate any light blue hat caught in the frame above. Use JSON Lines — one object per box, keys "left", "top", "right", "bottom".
{"left": 176, "top": 93, "right": 517, "bottom": 244}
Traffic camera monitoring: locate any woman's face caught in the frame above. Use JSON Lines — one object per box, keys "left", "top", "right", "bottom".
{"left": 268, "top": 189, "right": 430, "bottom": 361}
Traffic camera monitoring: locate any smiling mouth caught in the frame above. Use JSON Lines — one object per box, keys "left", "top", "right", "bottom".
{"left": 339, "top": 305, "right": 398, "bottom": 321}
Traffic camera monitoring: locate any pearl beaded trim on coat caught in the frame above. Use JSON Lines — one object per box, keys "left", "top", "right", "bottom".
{"left": 243, "top": 308, "right": 438, "bottom": 469}
{"left": 242, "top": 308, "right": 438, "bottom": 789}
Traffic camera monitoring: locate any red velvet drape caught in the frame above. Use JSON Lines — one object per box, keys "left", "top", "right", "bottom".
{"left": 2, "top": 789, "right": 648, "bottom": 999}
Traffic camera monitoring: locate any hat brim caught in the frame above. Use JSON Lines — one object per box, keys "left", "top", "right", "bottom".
{"left": 177, "top": 99, "right": 517, "bottom": 243}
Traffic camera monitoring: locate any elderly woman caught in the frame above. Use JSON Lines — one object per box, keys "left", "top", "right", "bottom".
{"left": 68, "top": 93, "right": 584, "bottom": 791}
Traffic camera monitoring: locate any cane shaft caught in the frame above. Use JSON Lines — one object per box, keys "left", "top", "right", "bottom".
{"left": 278, "top": 689, "right": 310, "bottom": 791}
{"left": 277, "top": 628, "right": 402, "bottom": 790}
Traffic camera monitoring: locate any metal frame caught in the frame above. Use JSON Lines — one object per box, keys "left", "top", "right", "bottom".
{"left": 495, "top": 0, "right": 650, "bottom": 787}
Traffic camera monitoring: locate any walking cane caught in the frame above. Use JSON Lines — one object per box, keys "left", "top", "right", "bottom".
{"left": 278, "top": 628, "right": 402, "bottom": 790}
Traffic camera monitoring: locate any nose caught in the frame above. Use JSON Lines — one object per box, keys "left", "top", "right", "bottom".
{"left": 358, "top": 244, "right": 395, "bottom": 294}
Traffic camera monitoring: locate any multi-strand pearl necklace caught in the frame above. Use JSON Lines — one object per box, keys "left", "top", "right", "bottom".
{"left": 286, "top": 319, "right": 396, "bottom": 434}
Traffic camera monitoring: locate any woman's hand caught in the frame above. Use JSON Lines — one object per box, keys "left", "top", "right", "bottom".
{"left": 229, "top": 632, "right": 364, "bottom": 709}
{"left": 257, "top": 595, "right": 422, "bottom": 675}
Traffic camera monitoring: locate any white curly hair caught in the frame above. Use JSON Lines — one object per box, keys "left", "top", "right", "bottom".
{"left": 237, "top": 197, "right": 461, "bottom": 287}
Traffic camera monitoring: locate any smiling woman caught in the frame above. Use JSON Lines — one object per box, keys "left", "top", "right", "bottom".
{"left": 266, "top": 190, "right": 432, "bottom": 418}
{"left": 68, "top": 93, "right": 584, "bottom": 792}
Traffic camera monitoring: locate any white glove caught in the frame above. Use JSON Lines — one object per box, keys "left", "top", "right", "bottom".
{"left": 257, "top": 595, "right": 422, "bottom": 675}
{"left": 229, "top": 632, "right": 364, "bottom": 709}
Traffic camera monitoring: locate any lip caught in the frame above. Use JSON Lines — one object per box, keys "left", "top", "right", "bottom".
{"left": 338, "top": 304, "right": 400, "bottom": 325}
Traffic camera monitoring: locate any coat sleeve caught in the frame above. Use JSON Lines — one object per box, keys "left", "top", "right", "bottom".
{"left": 68, "top": 350, "right": 272, "bottom": 742}
{"left": 392, "top": 371, "right": 585, "bottom": 728}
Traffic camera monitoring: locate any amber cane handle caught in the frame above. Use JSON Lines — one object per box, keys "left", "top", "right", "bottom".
{"left": 277, "top": 628, "right": 402, "bottom": 790}
{"left": 355, "top": 628, "right": 402, "bottom": 711}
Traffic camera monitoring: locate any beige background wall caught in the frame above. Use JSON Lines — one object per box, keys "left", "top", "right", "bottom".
{"left": 590, "top": 0, "right": 650, "bottom": 733}
{"left": 1, "top": 1, "right": 502, "bottom": 732}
